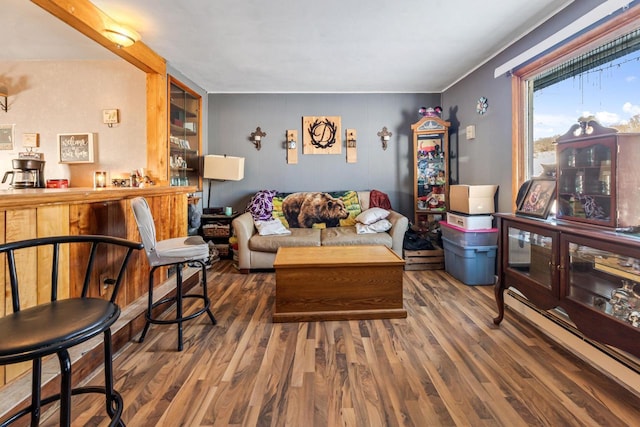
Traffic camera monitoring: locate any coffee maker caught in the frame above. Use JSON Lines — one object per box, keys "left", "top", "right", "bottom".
{"left": 2, "top": 159, "right": 46, "bottom": 188}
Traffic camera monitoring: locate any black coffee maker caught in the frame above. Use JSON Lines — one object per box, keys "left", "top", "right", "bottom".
{"left": 2, "top": 159, "right": 46, "bottom": 188}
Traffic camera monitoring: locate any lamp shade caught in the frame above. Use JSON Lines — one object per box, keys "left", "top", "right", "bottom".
{"left": 203, "top": 155, "right": 245, "bottom": 181}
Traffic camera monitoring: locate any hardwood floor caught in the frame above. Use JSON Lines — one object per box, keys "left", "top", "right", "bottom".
{"left": 42, "top": 261, "right": 640, "bottom": 426}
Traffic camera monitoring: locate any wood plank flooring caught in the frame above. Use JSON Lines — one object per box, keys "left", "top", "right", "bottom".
{"left": 40, "top": 261, "right": 640, "bottom": 426}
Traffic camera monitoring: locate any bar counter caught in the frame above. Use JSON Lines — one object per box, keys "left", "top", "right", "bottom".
{"left": 0, "top": 185, "right": 205, "bottom": 403}
{"left": 0, "top": 185, "right": 196, "bottom": 209}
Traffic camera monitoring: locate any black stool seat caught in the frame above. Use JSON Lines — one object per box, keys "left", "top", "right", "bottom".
{"left": 0, "top": 235, "right": 142, "bottom": 427}
{"left": 0, "top": 299, "right": 118, "bottom": 363}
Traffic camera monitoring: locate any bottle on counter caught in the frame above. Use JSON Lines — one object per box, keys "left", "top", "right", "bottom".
{"left": 130, "top": 171, "right": 138, "bottom": 187}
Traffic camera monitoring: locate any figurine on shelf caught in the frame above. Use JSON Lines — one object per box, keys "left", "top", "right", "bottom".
{"left": 418, "top": 106, "right": 443, "bottom": 118}
{"left": 610, "top": 280, "right": 638, "bottom": 321}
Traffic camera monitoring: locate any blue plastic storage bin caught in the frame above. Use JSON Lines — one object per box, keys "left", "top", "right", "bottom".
{"left": 442, "top": 236, "right": 497, "bottom": 286}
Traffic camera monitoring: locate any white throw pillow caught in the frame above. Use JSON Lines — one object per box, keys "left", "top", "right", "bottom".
{"left": 355, "top": 207, "right": 390, "bottom": 225}
{"left": 356, "top": 219, "right": 392, "bottom": 234}
{"left": 255, "top": 219, "right": 291, "bottom": 236}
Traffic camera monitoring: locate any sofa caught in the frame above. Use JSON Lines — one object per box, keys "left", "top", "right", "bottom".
{"left": 232, "top": 190, "right": 409, "bottom": 273}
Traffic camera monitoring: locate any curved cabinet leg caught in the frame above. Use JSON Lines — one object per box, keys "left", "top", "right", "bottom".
{"left": 493, "top": 278, "right": 505, "bottom": 325}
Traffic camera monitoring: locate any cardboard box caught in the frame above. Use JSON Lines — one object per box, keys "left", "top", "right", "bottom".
{"left": 449, "top": 185, "right": 498, "bottom": 215}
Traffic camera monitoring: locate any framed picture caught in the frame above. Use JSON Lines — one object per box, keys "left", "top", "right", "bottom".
{"left": 57, "top": 133, "right": 95, "bottom": 163}
{"left": 516, "top": 178, "right": 556, "bottom": 219}
{"left": 0, "top": 124, "right": 15, "bottom": 150}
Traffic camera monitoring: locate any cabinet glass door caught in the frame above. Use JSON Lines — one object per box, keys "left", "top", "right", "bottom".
{"left": 411, "top": 116, "right": 449, "bottom": 230}
{"left": 563, "top": 236, "right": 640, "bottom": 325}
{"left": 416, "top": 135, "right": 446, "bottom": 210}
{"left": 557, "top": 139, "right": 613, "bottom": 226}
{"left": 169, "top": 78, "right": 201, "bottom": 189}
{"left": 506, "top": 225, "right": 555, "bottom": 290}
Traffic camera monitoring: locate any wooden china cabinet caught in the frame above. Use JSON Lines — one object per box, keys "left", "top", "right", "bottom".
{"left": 494, "top": 214, "right": 640, "bottom": 358}
{"left": 168, "top": 77, "right": 202, "bottom": 190}
{"left": 411, "top": 116, "right": 450, "bottom": 229}
{"left": 495, "top": 121, "right": 640, "bottom": 360}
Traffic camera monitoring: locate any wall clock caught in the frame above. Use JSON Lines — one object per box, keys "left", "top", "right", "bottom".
{"left": 476, "top": 97, "right": 488, "bottom": 115}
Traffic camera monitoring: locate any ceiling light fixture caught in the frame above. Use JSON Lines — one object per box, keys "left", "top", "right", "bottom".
{"left": 103, "top": 23, "right": 140, "bottom": 48}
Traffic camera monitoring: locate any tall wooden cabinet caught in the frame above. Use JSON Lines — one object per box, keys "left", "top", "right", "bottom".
{"left": 411, "top": 116, "right": 450, "bottom": 229}
{"left": 169, "top": 77, "right": 202, "bottom": 190}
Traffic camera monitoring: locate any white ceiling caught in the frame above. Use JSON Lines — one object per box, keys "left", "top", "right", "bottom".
{"left": 2, "top": 0, "right": 574, "bottom": 93}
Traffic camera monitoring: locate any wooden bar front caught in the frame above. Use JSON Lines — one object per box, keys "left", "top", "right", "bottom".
{"left": 0, "top": 186, "right": 194, "bottom": 386}
{"left": 273, "top": 245, "right": 406, "bottom": 322}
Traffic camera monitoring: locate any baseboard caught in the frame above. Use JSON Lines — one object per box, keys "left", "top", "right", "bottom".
{"left": 504, "top": 291, "right": 640, "bottom": 397}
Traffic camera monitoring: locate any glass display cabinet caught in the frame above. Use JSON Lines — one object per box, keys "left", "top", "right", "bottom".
{"left": 495, "top": 213, "right": 640, "bottom": 358}
{"left": 169, "top": 77, "right": 202, "bottom": 189}
{"left": 411, "top": 116, "right": 450, "bottom": 229}
{"left": 556, "top": 120, "right": 640, "bottom": 229}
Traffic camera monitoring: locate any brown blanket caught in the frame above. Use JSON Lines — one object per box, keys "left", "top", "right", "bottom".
{"left": 370, "top": 189, "right": 392, "bottom": 210}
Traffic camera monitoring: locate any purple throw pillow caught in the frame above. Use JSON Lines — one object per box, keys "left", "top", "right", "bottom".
{"left": 245, "top": 190, "right": 277, "bottom": 220}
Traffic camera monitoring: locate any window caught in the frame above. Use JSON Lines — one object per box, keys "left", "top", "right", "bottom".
{"left": 511, "top": 7, "right": 640, "bottom": 206}
{"left": 529, "top": 28, "right": 640, "bottom": 177}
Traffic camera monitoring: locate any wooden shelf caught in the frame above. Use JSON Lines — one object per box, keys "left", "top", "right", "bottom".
{"left": 169, "top": 145, "right": 197, "bottom": 154}
{"left": 169, "top": 101, "right": 197, "bottom": 117}
{"left": 170, "top": 124, "right": 197, "bottom": 136}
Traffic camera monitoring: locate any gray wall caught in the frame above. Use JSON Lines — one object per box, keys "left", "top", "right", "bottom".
{"left": 207, "top": 93, "right": 440, "bottom": 217}
{"left": 442, "top": 0, "right": 607, "bottom": 212}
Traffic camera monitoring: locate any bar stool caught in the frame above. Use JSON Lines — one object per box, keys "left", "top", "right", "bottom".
{"left": 0, "top": 235, "right": 143, "bottom": 427}
{"left": 130, "top": 197, "right": 216, "bottom": 351}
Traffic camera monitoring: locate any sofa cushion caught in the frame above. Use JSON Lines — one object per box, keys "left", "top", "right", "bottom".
{"left": 272, "top": 191, "right": 361, "bottom": 228}
{"left": 249, "top": 228, "right": 321, "bottom": 253}
{"left": 356, "top": 219, "right": 392, "bottom": 234}
{"left": 320, "top": 226, "right": 393, "bottom": 248}
{"left": 255, "top": 219, "right": 291, "bottom": 236}
{"left": 356, "top": 207, "right": 390, "bottom": 225}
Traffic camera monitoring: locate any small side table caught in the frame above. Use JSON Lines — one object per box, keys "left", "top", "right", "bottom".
{"left": 200, "top": 212, "right": 240, "bottom": 259}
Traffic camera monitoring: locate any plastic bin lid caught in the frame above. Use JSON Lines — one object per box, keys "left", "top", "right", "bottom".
{"left": 441, "top": 236, "right": 498, "bottom": 251}
{"left": 439, "top": 221, "right": 497, "bottom": 233}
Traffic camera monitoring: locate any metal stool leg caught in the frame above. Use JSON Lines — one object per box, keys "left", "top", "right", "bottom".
{"left": 57, "top": 350, "right": 72, "bottom": 427}
{"left": 30, "top": 358, "right": 42, "bottom": 427}
{"left": 176, "top": 264, "right": 184, "bottom": 351}
{"left": 104, "top": 330, "right": 116, "bottom": 416}
{"left": 103, "top": 329, "right": 125, "bottom": 427}
{"left": 138, "top": 267, "right": 156, "bottom": 344}
{"left": 137, "top": 262, "right": 216, "bottom": 352}
{"left": 199, "top": 261, "right": 216, "bottom": 325}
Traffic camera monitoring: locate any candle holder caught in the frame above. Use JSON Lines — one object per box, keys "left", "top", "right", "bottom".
{"left": 94, "top": 171, "right": 107, "bottom": 188}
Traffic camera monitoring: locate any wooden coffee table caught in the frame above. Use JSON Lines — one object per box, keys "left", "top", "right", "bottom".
{"left": 272, "top": 245, "right": 406, "bottom": 322}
